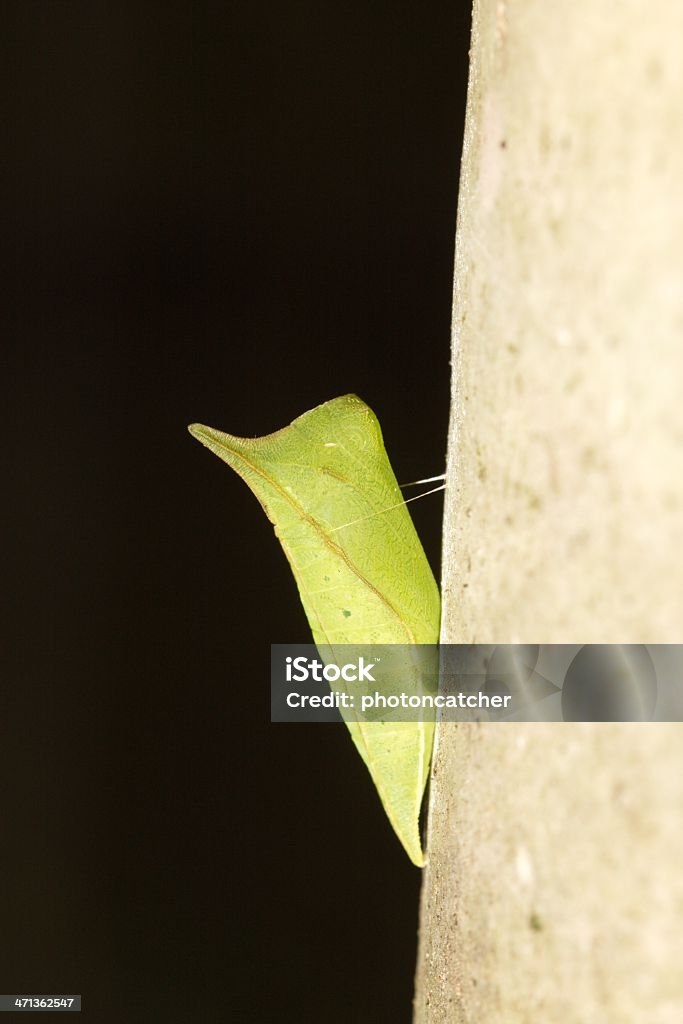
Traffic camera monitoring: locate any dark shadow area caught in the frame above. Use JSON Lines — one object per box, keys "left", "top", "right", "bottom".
{"left": 3, "top": 2, "right": 471, "bottom": 1020}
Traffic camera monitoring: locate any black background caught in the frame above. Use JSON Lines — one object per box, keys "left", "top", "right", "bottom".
{"left": 4, "top": 3, "right": 470, "bottom": 1021}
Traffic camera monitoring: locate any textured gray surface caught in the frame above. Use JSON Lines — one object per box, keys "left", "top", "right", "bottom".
{"left": 414, "top": 0, "right": 683, "bottom": 1019}
{"left": 415, "top": 724, "right": 683, "bottom": 1023}
{"left": 442, "top": 0, "right": 683, "bottom": 641}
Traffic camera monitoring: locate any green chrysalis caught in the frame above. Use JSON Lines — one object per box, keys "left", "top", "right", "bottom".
{"left": 189, "top": 394, "right": 441, "bottom": 865}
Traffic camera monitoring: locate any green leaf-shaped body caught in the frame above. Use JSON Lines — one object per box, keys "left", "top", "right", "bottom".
{"left": 189, "top": 394, "right": 440, "bottom": 865}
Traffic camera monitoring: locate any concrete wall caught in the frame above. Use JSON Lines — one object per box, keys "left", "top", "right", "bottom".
{"left": 414, "top": 1, "right": 683, "bottom": 1020}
